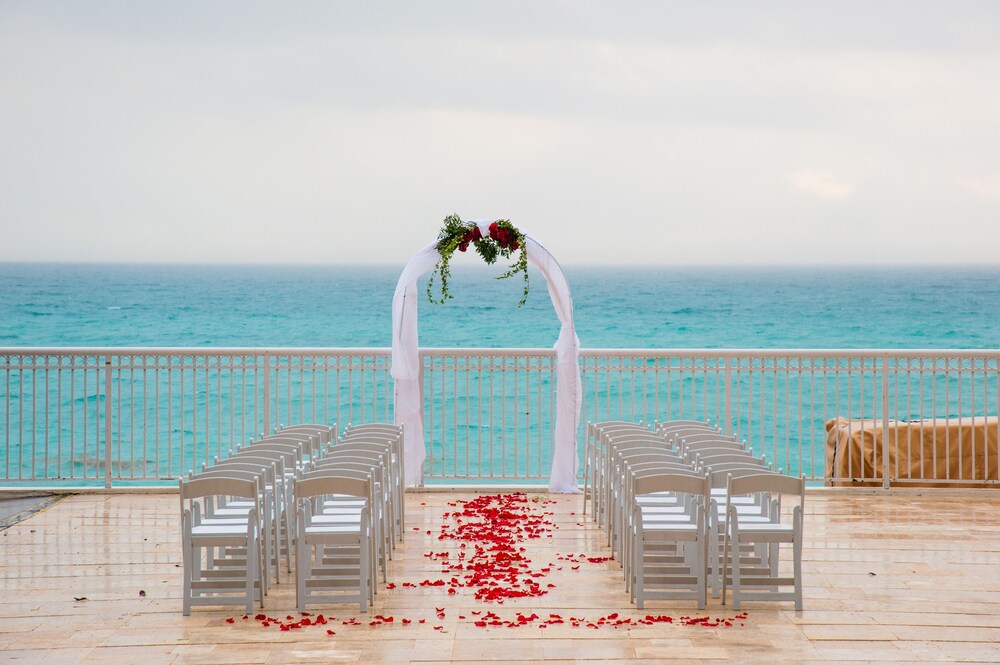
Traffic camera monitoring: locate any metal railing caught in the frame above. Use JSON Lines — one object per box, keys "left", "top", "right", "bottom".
{"left": 0, "top": 349, "right": 392, "bottom": 487}
{"left": 2, "top": 347, "right": 998, "bottom": 488}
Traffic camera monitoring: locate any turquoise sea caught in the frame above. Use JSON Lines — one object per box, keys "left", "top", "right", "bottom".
{"left": 2, "top": 263, "right": 1000, "bottom": 486}
{"left": 2, "top": 263, "right": 1000, "bottom": 349}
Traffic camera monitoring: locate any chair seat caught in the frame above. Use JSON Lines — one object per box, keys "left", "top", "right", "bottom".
{"left": 305, "top": 523, "right": 363, "bottom": 536}
{"left": 192, "top": 522, "right": 253, "bottom": 536}
{"left": 734, "top": 521, "right": 794, "bottom": 536}
{"left": 642, "top": 521, "right": 701, "bottom": 535}
{"left": 311, "top": 514, "right": 364, "bottom": 526}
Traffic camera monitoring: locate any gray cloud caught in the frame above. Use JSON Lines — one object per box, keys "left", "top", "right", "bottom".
{"left": 1, "top": 1, "right": 998, "bottom": 264}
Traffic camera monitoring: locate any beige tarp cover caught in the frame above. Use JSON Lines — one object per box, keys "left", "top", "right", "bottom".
{"left": 825, "top": 416, "right": 999, "bottom": 487}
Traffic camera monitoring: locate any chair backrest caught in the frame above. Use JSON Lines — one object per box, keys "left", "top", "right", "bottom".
{"left": 204, "top": 459, "right": 276, "bottom": 482}
{"left": 296, "top": 473, "right": 370, "bottom": 501}
{"left": 620, "top": 451, "right": 686, "bottom": 466}
{"left": 345, "top": 423, "right": 403, "bottom": 438}
{"left": 656, "top": 421, "right": 718, "bottom": 437}
{"left": 591, "top": 420, "right": 645, "bottom": 429}
{"left": 708, "top": 465, "right": 779, "bottom": 488}
{"left": 604, "top": 432, "right": 673, "bottom": 448}
{"left": 728, "top": 472, "right": 805, "bottom": 499}
{"left": 277, "top": 424, "right": 337, "bottom": 444}
{"left": 614, "top": 443, "right": 676, "bottom": 457}
{"left": 627, "top": 460, "right": 699, "bottom": 481}
{"left": 334, "top": 440, "right": 392, "bottom": 453}
{"left": 696, "top": 452, "right": 766, "bottom": 472}
{"left": 336, "top": 433, "right": 403, "bottom": 481}
{"left": 725, "top": 472, "right": 804, "bottom": 524}
{"left": 655, "top": 419, "right": 713, "bottom": 429}
{"left": 677, "top": 431, "right": 739, "bottom": 444}
{"left": 320, "top": 447, "right": 389, "bottom": 476}
{"left": 216, "top": 453, "right": 284, "bottom": 472}
{"left": 301, "top": 463, "right": 375, "bottom": 482}
{"left": 603, "top": 429, "right": 664, "bottom": 446}
{"left": 595, "top": 424, "right": 651, "bottom": 446}
{"left": 594, "top": 422, "right": 649, "bottom": 437}
{"left": 180, "top": 475, "right": 259, "bottom": 503}
{"left": 633, "top": 470, "right": 709, "bottom": 497}
{"left": 312, "top": 459, "right": 381, "bottom": 480}
{"left": 228, "top": 448, "right": 296, "bottom": 475}
{"left": 607, "top": 429, "right": 668, "bottom": 442}
{"left": 681, "top": 438, "right": 746, "bottom": 455}
{"left": 254, "top": 433, "right": 321, "bottom": 459}
{"left": 236, "top": 442, "right": 303, "bottom": 466}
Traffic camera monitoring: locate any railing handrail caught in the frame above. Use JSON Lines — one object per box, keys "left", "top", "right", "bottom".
{"left": 5, "top": 346, "right": 999, "bottom": 353}
{"left": 1, "top": 347, "right": 393, "bottom": 354}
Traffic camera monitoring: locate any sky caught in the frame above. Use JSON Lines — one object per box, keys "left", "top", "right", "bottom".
{"left": 1, "top": 1, "right": 998, "bottom": 266}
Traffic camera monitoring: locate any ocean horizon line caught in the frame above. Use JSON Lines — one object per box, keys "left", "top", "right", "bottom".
{"left": 2, "top": 260, "right": 999, "bottom": 271}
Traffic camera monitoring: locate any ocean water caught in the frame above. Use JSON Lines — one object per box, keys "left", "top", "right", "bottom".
{"left": 2, "top": 262, "right": 1000, "bottom": 349}
{"left": 2, "top": 262, "right": 999, "bottom": 486}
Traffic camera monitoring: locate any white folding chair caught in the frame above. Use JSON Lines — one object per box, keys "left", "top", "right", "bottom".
{"left": 722, "top": 473, "right": 805, "bottom": 611}
{"left": 340, "top": 423, "right": 406, "bottom": 542}
{"left": 311, "top": 453, "right": 391, "bottom": 578}
{"left": 180, "top": 475, "right": 263, "bottom": 615}
{"left": 619, "top": 457, "right": 699, "bottom": 588}
{"left": 584, "top": 420, "right": 647, "bottom": 519}
{"left": 225, "top": 446, "right": 300, "bottom": 573}
{"left": 705, "top": 464, "right": 781, "bottom": 597}
{"left": 631, "top": 471, "right": 710, "bottom": 609}
{"left": 195, "top": 460, "right": 281, "bottom": 586}
{"left": 295, "top": 474, "right": 373, "bottom": 613}
{"left": 330, "top": 437, "right": 402, "bottom": 544}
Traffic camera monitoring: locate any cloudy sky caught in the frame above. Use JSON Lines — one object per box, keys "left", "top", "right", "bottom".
{"left": 1, "top": 1, "right": 998, "bottom": 265}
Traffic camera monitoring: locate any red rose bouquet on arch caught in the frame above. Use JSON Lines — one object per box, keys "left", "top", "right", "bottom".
{"left": 427, "top": 214, "right": 529, "bottom": 306}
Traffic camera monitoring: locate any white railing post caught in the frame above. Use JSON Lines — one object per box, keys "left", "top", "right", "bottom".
{"left": 723, "top": 355, "right": 732, "bottom": 436}
{"left": 881, "top": 353, "right": 891, "bottom": 490}
{"left": 103, "top": 356, "right": 113, "bottom": 489}
{"left": 262, "top": 351, "right": 271, "bottom": 437}
{"left": 418, "top": 350, "right": 426, "bottom": 486}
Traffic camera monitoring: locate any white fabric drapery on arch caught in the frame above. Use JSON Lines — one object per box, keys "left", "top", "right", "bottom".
{"left": 391, "top": 221, "right": 582, "bottom": 493}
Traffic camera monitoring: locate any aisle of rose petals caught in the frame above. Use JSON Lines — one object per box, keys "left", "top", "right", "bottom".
{"left": 226, "top": 492, "right": 747, "bottom": 633}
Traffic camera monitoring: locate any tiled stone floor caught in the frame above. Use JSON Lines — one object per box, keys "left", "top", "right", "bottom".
{"left": 2, "top": 490, "right": 1000, "bottom": 664}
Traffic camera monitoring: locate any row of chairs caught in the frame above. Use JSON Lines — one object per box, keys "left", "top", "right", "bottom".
{"left": 587, "top": 420, "right": 805, "bottom": 611}
{"left": 295, "top": 423, "right": 405, "bottom": 613}
{"left": 178, "top": 422, "right": 404, "bottom": 615}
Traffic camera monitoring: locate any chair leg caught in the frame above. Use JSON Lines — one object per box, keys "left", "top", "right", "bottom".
{"left": 731, "top": 542, "right": 742, "bottom": 611}
{"left": 709, "top": 516, "right": 720, "bottom": 598}
{"left": 634, "top": 532, "right": 644, "bottom": 610}
{"left": 246, "top": 528, "right": 257, "bottom": 615}
{"left": 730, "top": 513, "right": 743, "bottom": 611}
{"left": 697, "top": 534, "right": 707, "bottom": 610}
{"left": 793, "top": 506, "right": 804, "bottom": 611}
{"left": 283, "top": 497, "right": 294, "bottom": 573}
{"left": 296, "top": 514, "right": 307, "bottom": 613}
{"left": 721, "top": 510, "right": 731, "bottom": 606}
{"left": 360, "top": 531, "right": 370, "bottom": 613}
{"left": 182, "top": 514, "right": 193, "bottom": 616}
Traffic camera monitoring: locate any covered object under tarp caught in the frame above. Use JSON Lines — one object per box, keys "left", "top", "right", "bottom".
{"left": 825, "top": 416, "right": 999, "bottom": 487}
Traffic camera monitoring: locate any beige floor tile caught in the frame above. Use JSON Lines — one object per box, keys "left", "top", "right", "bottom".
{"left": 3, "top": 491, "right": 1000, "bottom": 663}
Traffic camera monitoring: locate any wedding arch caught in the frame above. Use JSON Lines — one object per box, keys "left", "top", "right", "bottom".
{"left": 391, "top": 219, "right": 582, "bottom": 493}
